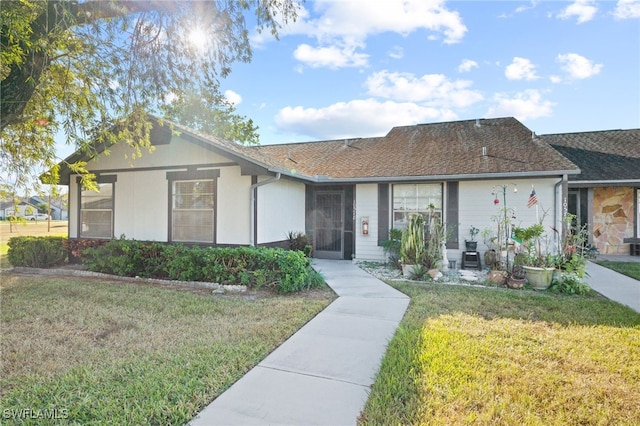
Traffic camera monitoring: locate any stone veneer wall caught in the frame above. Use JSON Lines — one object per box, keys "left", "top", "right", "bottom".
{"left": 592, "top": 187, "right": 635, "bottom": 254}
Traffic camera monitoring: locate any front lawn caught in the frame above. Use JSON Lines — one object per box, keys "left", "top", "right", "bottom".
{"left": 0, "top": 274, "right": 333, "bottom": 425}
{"left": 361, "top": 282, "right": 640, "bottom": 425}
{"left": 596, "top": 260, "right": 640, "bottom": 280}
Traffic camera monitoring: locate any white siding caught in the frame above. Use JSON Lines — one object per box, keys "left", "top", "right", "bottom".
{"left": 217, "top": 167, "right": 252, "bottom": 245}
{"left": 86, "top": 135, "right": 232, "bottom": 170}
{"left": 115, "top": 171, "right": 168, "bottom": 241}
{"left": 354, "top": 184, "right": 386, "bottom": 261}
{"left": 68, "top": 135, "right": 257, "bottom": 243}
{"left": 454, "top": 177, "right": 562, "bottom": 264}
{"left": 256, "top": 178, "right": 306, "bottom": 244}
{"left": 69, "top": 177, "right": 78, "bottom": 238}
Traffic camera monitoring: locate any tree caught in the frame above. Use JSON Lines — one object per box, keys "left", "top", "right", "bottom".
{"left": 1, "top": 0, "right": 298, "bottom": 192}
{"left": 161, "top": 81, "right": 260, "bottom": 145}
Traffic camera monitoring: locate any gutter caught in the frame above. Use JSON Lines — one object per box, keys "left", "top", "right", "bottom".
{"left": 250, "top": 173, "right": 281, "bottom": 246}
{"left": 265, "top": 168, "right": 582, "bottom": 184}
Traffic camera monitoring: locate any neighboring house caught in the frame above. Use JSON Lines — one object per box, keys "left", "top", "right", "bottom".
{"left": 56, "top": 116, "right": 580, "bottom": 262}
{"left": 544, "top": 129, "right": 640, "bottom": 255}
{"left": 1, "top": 201, "right": 39, "bottom": 219}
{"left": 28, "top": 196, "right": 66, "bottom": 220}
{"left": 0, "top": 201, "right": 12, "bottom": 220}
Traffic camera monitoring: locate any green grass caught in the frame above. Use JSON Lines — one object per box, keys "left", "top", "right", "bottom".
{"left": 0, "top": 274, "right": 333, "bottom": 425}
{"left": 596, "top": 260, "right": 640, "bottom": 280}
{"left": 360, "top": 282, "right": 640, "bottom": 425}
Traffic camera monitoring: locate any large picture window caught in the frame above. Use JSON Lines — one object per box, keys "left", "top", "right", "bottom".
{"left": 80, "top": 180, "right": 115, "bottom": 239}
{"left": 393, "top": 183, "right": 442, "bottom": 229}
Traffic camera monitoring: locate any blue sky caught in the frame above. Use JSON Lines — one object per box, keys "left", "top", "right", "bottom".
{"left": 216, "top": 0, "right": 639, "bottom": 145}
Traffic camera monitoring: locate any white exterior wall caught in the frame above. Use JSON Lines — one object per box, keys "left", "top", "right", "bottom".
{"left": 69, "top": 177, "right": 79, "bottom": 238}
{"left": 348, "top": 178, "right": 564, "bottom": 265}
{"left": 217, "top": 167, "right": 251, "bottom": 245}
{"left": 113, "top": 170, "right": 167, "bottom": 240}
{"left": 68, "top": 136, "right": 255, "bottom": 244}
{"left": 454, "top": 177, "right": 562, "bottom": 264}
{"left": 354, "top": 183, "right": 386, "bottom": 261}
{"left": 256, "top": 178, "right": 306, "bottom": 244}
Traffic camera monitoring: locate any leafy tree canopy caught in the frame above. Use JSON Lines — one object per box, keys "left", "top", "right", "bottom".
{"left": 1, "top": 0, "right": 298, "bottom": 197}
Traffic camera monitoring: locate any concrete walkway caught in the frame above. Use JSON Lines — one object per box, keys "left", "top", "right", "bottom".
{"left": 586, "top": 260, "right": 640, "bottom": 313}
{"left": 190, "top": 259, "right": 410, "bottom": 425}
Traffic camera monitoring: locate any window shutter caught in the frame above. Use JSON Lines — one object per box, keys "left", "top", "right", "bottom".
{"left": 378, "top": 184, "right": 389, "bottom": 245}
{"left": 446, "top": 181, "right": 459, "bottom": 249}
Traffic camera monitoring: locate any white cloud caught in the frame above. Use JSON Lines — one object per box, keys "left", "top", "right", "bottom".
{"left": 275, "top": 99, "right": 458, "bottom": 140}
{"left": 269, "top": 0, "right": 467, "bottom": 70}
{"left": 613, "top": 0, "right": 640, "bottom": 19}
{"left": 505, "top": 57, "right": 539, "bottom": 81}
{"left": 365, "top": 70, "right": 483, "bottom": 108}
{"left": 486, "top": 89, "right": 555, "bottom": 120}
{"left": 293, "top": 43, "right": 369, "bottom": 69}
{"left": 556, "top": 53, "right": 603, "bottom": 79}
{"left": 458, "top": 59, "right": 478, "bottom": 73}
{"left": 557, "top": 0, "right": 598, "bottom": 23}
{"left": 304, "top": 0, "right": 467, "bottom": 44}
{"left": 224, "top": 90, "right": 242, "bottom": 106}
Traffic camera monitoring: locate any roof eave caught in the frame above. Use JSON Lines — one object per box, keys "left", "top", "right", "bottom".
{"left": 568, "top": 179, "right": 640, "bottom": 188}
{"left": 274, "top": 169, "right": 581, "bottom": 184}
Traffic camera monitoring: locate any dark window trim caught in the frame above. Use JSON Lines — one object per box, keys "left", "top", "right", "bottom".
{"left": 377, "top": 184, "right": 389, "bottom": 246}
{"left": 446, "top": 181, "right": 459, "bottom": 249}
{"left": 76, "top": 175, "right": 117, "bottom": 239}
{"left": 166, "top": 169, "right": 220, "bottom": 243}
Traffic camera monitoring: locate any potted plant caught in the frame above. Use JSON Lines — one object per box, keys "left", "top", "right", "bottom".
{"left": 515, "top": 223, "right": 555, "bottom": 290}
{"left": 506, "top": 254, "right": 526, "bottom": 289}
{"left": 465, "top": 226, "right": 479, "bottom": 251}
{"left": 400, "top": 214, "right": 425, "bottom": 276}
{"left": 481, "top": 228, "right": 499, "bottom": 269}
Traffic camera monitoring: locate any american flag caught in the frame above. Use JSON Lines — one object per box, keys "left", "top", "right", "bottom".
{"left": 527, "top": 188, "right": 538, "bottom": 208}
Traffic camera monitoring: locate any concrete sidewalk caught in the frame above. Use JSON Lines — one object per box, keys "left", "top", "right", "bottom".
{"left": 190, "top": 259, "right": 410, "bottom": 425}
{"left": 586, "top": 261, "right": 640, "bottom": 313}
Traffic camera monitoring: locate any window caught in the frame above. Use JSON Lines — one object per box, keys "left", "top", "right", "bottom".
{"left": 171, "top": 179, "right": 215, "bottom": 243}
{"left": 80, "top": 179, "right": 115, "bottom": 239}
{"left": 167, "top": 169, "right": 219, "bottom": 243}
{"left": 393, "top": 183, "right": 442, "bottom": 229}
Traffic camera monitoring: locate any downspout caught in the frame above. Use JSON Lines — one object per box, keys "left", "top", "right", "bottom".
{"left": 554, "top": 175, "right": 568, "bottom": 247}
{"left": 250, "top": 173, "right": 281, "bottom": 246}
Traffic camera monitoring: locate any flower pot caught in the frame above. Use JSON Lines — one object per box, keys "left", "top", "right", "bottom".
{"left": 465, "top": 241, "right": 478, "bottom": 251}
{"left": 487, "top": 270, "right": 507, "bottom": 286}
{"left": 523, "top": 266, "right": 555, "bottom": 290}
{"left": 506, "top": 275, "right": 526, "bottom": 289}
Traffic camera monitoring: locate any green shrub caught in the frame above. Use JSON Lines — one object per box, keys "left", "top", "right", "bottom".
{"left": 287, "top": 231, "right": 313, "bottom": 257}
{"left": 7, "top": 236, "right": 67, "bottom": 268}
{"left": 549, "top": 272, "right": 593, "bottom": 295}
{"left": 82, "top": 240, "right": 314, "bottom": 293}
{"left": 62, "top": 239, "right": 108, "bottom": 262}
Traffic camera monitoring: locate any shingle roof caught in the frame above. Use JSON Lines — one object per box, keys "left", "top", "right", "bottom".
{"left": 55, "top": 116, "right": 581, "bottom": 184}
{"left": 253, "top": 117, "right": 579, "bottom": 180}
{"left": 542, "top": 129, "right": 640, "bottom": 181}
